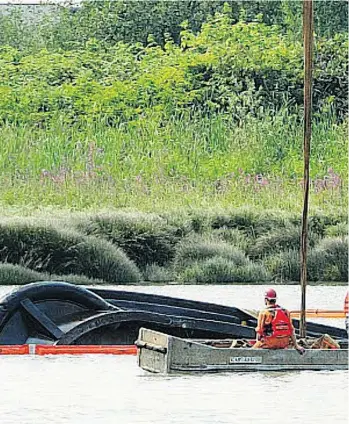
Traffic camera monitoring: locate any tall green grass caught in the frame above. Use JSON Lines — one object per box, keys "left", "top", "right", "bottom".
{"left": 0, "top": 113, "right": 347, "bottom": 213}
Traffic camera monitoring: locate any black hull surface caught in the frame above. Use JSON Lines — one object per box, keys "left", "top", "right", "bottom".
{"left": 0, "top": 282, "right": 346, "bottom": 345}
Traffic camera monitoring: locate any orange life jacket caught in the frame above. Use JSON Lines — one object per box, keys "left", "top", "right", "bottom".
{"left": 344, "top": 292, "right": 348, "bottom": 315}
{"left": 264, "top": 305, "right": 293, "bottom": 338}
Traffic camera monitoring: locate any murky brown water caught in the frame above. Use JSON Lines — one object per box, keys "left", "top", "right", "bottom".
{"left": 0, "top": 284, "right": 348, "bottom": 424}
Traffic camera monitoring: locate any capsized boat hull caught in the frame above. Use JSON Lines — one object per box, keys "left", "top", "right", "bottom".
{"left": 136, "top": 328, "right": 349, "bottom": 373}
{"left": 0, "top": 281, "right": 347, "bottom": 345}
{"left": 0, "top": 281, "right": 256, "bottom": 345}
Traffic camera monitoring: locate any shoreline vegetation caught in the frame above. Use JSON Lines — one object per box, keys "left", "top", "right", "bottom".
{"left": 0, "top": 2, "right": 347, "bottom": 286}
{"left": 0, "top": 209, "right": 347, "bottom": 286}
{"left": 0, "top": 114, "right": 347, "bottom": 213}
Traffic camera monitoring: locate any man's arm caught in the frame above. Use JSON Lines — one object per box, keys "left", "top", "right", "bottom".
{"left": 288, "top": 312, "right": 305, "bottom": 354}
{"left": 290, "top": 332, "right": 302, "bottom": 350}
{"left": 255, "top": 311, "right": 266, "bottom": 341}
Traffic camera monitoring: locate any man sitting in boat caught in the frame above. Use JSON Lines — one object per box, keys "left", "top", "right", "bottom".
{"left": 252, "top": 288, "right": 305, "bottom": 354}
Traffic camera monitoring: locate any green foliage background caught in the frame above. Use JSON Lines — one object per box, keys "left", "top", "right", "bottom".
{"left": 0, "top": 2, "right": 347, "bottom": 125}
{"left": 0, "top": 1, "right": 347, "bottom": 213}
{"left": 0, "top": 1, "right": 347, "bottom": 284}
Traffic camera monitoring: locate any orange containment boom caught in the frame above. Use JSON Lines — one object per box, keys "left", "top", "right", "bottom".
{"left": 0, "top": 345, "right": 29, "bottom": 355}
{"left": 0, "top": 344, "right": 137, "bottom": 355}
{"left": 290, "top": 310, "right": 346, "bottom": 319}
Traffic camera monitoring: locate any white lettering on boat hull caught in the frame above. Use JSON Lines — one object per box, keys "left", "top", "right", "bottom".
{"left": 229, "top": 356, "right": 262, "bottom": 364}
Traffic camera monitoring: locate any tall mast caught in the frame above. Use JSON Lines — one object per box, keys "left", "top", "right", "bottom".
{"left": 300, "top": 0, "right": 314, "bottom": 339}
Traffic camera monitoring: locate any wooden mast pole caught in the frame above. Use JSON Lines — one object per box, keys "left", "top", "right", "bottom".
{"left": 300, "top": 0, "right": 314, "bottom": 339}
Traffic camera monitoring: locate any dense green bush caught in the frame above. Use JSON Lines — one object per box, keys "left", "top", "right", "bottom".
{"left": 173, "top": 235, "right": 249, "bottom": 269}
{"left": 0, "top": 222, "right": 141, "bottom": 283}
{"left": 211, "top": 228, "right": 250, "bottom": 253}
{"left": 179, "top": 257, "right": 270, "bottom": 284}
{"left": 0, "top": 262, "right": 107, "bottom": 286}
{"left": 248, "top": 225, "right": 319, "bottom": 259}
{"left": 265, "top": 237, "right": 348, "bottom": 282}
{"left": 174, "top": 232, "right": 270, "bottom": 283}
{"left": 325, "top": 222, "right": 348, "bottom": 238}
{"left": 307, "top": 214, "right": 347, "bottom": 237}
{"left": 0, "top": 212, "right": 346, "bottom": 284}
{"left": 143, "top": 264, "right": 174, "bottom": 283}
{"left": 61, "top": 1, "right": 345, "bottom": 48}
{"left": 75, "top": 212, "right": 186, "bottom": 268}
{"left": 0, "top": 11, "right": 347, "bottom": 126}
{"left": 209, "top": 209, "right": 290, "bottom": 238}
{"left": 265, "top": 249, "right": 316, "bottom": 282}
{"left": 316, "top": 237, "right": 348, "bottom": 281}
{"left": 0, "top": 262, "right": 45, "bottom": 285}
{"left": 2, "top": 1, "right": 347, "bottom": 51}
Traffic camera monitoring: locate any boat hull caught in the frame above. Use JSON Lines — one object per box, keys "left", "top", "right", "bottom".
{"left": 136, "top": 328, "right": 349, "bottom": 373}
{"left": 0, "top": 281, "right": 347, "bottom": 345}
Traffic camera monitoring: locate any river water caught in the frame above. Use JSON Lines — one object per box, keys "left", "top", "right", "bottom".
{"left": 0, "top": 284, "right": 348, "bottom": 424}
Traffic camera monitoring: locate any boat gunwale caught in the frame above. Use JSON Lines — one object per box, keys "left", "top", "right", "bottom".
{"left": 137, "top": 328, "right": 349, "bottom": 374}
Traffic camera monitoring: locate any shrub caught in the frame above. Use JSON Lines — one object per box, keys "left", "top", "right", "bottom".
{"left": 325, "top": 222, "right": 348, "bottom": 237}
{"left": 265, "top": 238, "right": 348, "bottom": 282}
{"left": 1, "top": 22, "right": 347, "bottom": 126}
{"left": 0, "top": 263, "right": 107, "bottom": 286}
{"left": 308, "top": 214, "right": 347, "bottom": 237}
{"left": 184, "top": 210, "right": 212, "bottom": 233}
{"left": 264, "top": 249, "right": 296, "bottom": 282}
{"left": 143, "top": 264, "right": 175, "bottom": 283}
{"left": 211, "top": 228, "right": 250, "bottom": 253}
{"left": 179, "top": 257, "right": 270, "bottom": 284}
{"left": 209, "top": 209, "right": 291, "bottom": 238}
{"left": 173, "top": 235, "right": 249, "bottom": 269}
{"left": 75, "top": 212, "right": 185, "bottom": 268}
{"left": 0, "top": 222, "right": 141, "bottom": 283}
{"left": 248, "top": 225, "right": 319, "bottom": 259}
{"left": 288, "top": 214, "right": 348, "bottom": 236}
{"left": 316, "top": 237, "right": 348, "bottom": 281}
{"left": 48, "top": 274, "right": 107, "bottom": 286}
{"left": 0, "top": 263, "right": 45, "bottom": 285}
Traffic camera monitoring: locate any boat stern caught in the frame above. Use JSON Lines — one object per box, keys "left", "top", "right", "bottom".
{"left": 136, "top": 328, "right": 171, "bottom": 373}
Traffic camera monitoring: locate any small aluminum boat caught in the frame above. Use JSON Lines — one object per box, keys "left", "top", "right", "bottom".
{"left": 136, "top": 328, "right": 349, "bottom": 373}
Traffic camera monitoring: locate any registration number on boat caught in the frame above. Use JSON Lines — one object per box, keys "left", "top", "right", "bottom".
{"left": 229, "top": 356, "right": 262, "bottom": 364}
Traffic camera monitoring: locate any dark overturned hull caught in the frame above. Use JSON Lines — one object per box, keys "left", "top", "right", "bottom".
{"left": 0, "top": 281, "right": 346, "bottom": 345}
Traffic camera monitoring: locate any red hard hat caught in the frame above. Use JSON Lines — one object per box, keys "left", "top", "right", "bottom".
{"left": 264, "top": 288, "right": 277, "bottom": 300}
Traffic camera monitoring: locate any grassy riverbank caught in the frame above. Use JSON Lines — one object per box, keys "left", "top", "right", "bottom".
{"left": 0, "top": 5, "right": 347, "bottom": 214}
{"left": 1, "top": 112, "right": 347, "bottom": 213}
{"left": 0, "top": 208, "right": 347, "bottom": 286}
{"left": 0, "top": 3, "right": 347, "bottom": 287}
